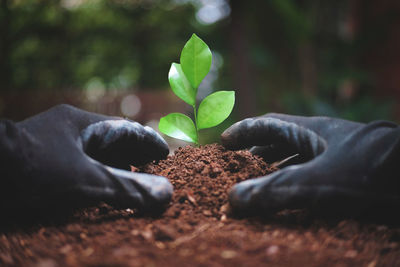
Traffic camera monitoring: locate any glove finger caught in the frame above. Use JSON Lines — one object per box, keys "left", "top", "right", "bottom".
{"left": 221, "top": 117, "right": 326, "bottom": 160}
{"left": 81, "top": 120, "right": 169, "bottom": 169}
{"left": 103, "top": 166, "right": 173, "bottom": 211}
{"left": 264, "top": 113, "right": 363, "bottom": 140}
{"left": 75, "top": 158, "right": 173, "bottom": 212}
{"left": 228, "top": 159, "right": 381, "bottom": 217}
{"left": 228, "top": 164, "right": 309, "bottom": 216}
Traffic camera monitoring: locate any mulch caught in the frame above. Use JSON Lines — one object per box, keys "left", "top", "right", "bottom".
{"left": 0, "top": 144, "right": 399, "bottom": 266}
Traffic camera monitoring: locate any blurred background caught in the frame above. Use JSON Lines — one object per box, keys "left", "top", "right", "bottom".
{"left": 1, "top": 0, "right": 400, "bottom": 145}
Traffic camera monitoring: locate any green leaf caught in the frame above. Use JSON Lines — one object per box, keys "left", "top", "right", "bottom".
{"left": 168, "top": 63, "right": 196, "bottom": 106}
{"left": 180, "top": 33, "right": 212, "bottom": 89}
{"left": 197, "top": 91, "right": 235, "bottom": 130}
{"left": 159, "top": 113, "right": 198, "bottom": 143}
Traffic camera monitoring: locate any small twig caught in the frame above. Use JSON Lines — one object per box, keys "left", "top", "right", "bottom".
{"left": 171, "top": 223, "right": 211, "bottom": 247}
{"left": 271, "top": 154, "right": 300, "bottom": 168}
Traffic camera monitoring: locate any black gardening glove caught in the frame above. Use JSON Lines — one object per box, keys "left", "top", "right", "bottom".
{"left": 0, "top": 104, "right": 172, "bottom": 214}
{"left": 222, "top": 113, "right": 400, "bottom": 216}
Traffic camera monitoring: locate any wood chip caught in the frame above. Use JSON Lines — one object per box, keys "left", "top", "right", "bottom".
{"left": 186, "top": 190, "right": 197, "bottom": 206}
{"left": 130, "top": 165, "right": 138, "bottom": 172}
{"left": 221, "top": 250, "right": 237, "bottom": 259}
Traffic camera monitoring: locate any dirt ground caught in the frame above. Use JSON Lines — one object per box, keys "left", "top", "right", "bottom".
{"left": 0, "top": 144, "right": 399, "bottom": 266}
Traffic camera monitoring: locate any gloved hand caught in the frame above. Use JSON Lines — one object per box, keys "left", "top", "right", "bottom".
{"left": 222, "top": 113, "right": 400, "bottom": 217}
{"left": 0, "top": 104, "right": 173, "bottom": 214}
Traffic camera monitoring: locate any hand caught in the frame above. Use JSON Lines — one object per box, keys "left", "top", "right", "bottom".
{"left": 222, "top": 113, "right": 400, "bottom": 216}
{"left": 0, "top": 104, "right": 173, "bottom": 214}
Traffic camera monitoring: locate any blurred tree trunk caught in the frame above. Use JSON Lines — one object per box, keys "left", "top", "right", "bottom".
{"left": 298, "top": 42, "right": 317, "bottom": 96}
{"left": 298, "top": 0, "right": 318, "bottom": 97}
{"left": 229, "top": 0, "right": 257, "bottom": 119}
{"left": 0, "top": 0, "right": 11, "bottom": 90}
{"left": 351, "top": 0, "right": 400, "bottom": 119}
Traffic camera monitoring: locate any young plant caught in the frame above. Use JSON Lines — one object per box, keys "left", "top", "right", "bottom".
{"left": 159, "top": 34, "right": 235, "bottom": 144}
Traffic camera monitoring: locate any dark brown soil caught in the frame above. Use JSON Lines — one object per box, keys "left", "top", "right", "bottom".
{"left": 140, "top": 144, "right": 277, "bottom": 220}
{"left": 1, "top": 144, "right": 400, "bottom": 266}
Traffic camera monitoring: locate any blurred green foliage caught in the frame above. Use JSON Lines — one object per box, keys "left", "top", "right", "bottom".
{"left": 1, "top": 0, "right": 200, "bottom": 90}
{"left": 0, "top": 0, "right": 396, "bottom": 124}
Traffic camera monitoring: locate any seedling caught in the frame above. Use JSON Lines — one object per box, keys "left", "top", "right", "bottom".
{"left": 159, "top": 34, "right": 235, "bottom": 144}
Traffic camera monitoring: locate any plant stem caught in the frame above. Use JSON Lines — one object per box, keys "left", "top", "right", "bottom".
{"left": 193, "top": 104, "right": 199, "bottom": 145}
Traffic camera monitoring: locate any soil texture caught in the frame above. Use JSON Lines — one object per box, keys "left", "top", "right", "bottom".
{"left": 0, "top": 144, "right": 400, "bottom": 266}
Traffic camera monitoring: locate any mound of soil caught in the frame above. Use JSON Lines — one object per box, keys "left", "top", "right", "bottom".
{"left": 139, "top": 144, "right": 276, "bottom": 220}
{"left": 1, "top": 144, "right": 400, "bottom": 266}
